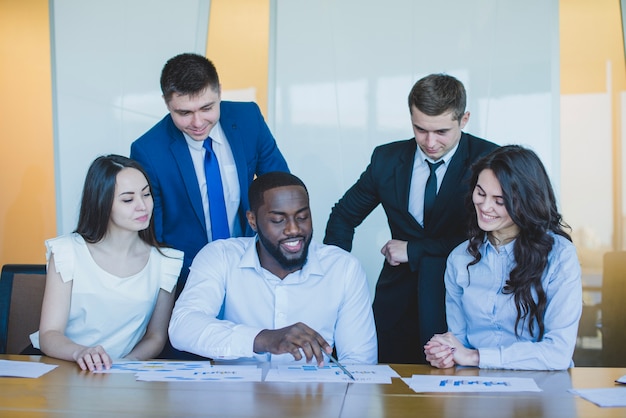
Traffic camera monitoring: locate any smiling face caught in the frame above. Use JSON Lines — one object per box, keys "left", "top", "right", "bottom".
{"left": 411, "top": 105, "right": 468, "bottom": 161}
{"left": 166, "top": 86, "right": 221, "bottom": 141}
{"left": 246, "top": 185, "right": 313, "bottom": 279}
{"left": 109, "top": 168, "right": 153, "bottom": 234}
{"left": 472, "top": 168, "right": 520, "bottom": 245}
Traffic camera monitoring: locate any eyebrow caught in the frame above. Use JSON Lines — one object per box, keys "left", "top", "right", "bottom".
{"left": 118, "top": 184, "right": 149, "bottom": 197}
{"left": 172, "top": 101, "right": 216, "bottom": 113}
{"left": 268, "top": 206, "right": 310, "bottom": 215}
{"left": 475, "top": 184, "right": 504, "bottom": 199}
{"left": 414, "top": 124, "right": 451, "bottom": 132}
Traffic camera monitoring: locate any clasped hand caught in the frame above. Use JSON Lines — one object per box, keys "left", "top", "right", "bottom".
{"left": 424, "top": 332, "right": 479, "bottom": 368}
{"left": 253, "top": 322, "right": 332, "bottom": 366}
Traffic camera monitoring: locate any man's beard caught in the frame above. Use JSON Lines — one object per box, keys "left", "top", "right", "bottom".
{"left": 257, "top": 227, "right": 312, "bottom": 271}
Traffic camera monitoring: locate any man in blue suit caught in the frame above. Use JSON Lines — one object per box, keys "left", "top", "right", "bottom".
{"left": 131, "top": 53, "right": 289, "bottom": 296}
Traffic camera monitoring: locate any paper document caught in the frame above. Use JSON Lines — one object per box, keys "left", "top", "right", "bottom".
{"left": 569, "top": 388, "right": 626, "bottom": 407}
{"left": 265, "top": 364, "right": 399, "bottom": 383}
{"left": 0, "top": 359, "right": 58, "bottom": 378}
{"left": 135, "top": 365, "right": 262, "bottom": 382}
{"left": 93, "top": 360, "right": 262, "bottom": 382}
{"left": 405, "top": 375, "right": 542, "bottom": 392}
{"left": 93, "top": 360, "right": 213, "bottom": 374}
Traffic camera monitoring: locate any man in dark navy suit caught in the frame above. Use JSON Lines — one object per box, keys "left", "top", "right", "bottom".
{"left": 131, "top": 53, "right": 289, "bottom": 296}
{"left": 324, "top": 74, "right": 498, "bottom": 364}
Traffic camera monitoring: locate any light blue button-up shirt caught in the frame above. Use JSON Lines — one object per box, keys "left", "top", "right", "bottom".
{"left": 445, "top": 232, "right": 582, "bottom": 370}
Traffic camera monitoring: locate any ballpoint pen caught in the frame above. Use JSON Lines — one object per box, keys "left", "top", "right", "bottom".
{"left": 328, "top": 354, "right": 356, "bottom": 381}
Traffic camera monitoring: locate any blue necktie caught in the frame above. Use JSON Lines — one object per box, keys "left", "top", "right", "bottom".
{"left": 203, "top": 138, "right": 230, "bottom": 240}
{"left": 423, "top": 160, "right": 444, "bottom": 227}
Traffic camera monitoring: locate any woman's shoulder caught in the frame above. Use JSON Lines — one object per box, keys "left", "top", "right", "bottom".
{"left": 449, "top": 239, "right": 474, "bottom": 258}
{"left": 156, "top": 246, "right": 184, "bottom": 259}
{"left": 45, "top": 233, "right": 86, "bottom": 282}
{"left": 549, "top": 232, "right": 577, "bottom": 254}
{"left": 46, "top": 232, "right": 84, "bottom": 248}
{"left": 151, "top": 245, "right": 183, "bottom": 270}
{"left": 45, "top": 232, "right": 87, "bottom": 259}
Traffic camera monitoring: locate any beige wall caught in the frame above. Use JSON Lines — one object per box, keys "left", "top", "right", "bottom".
{"left": 560, "top": 0, "right": 626, "bottom": 273}
{"left": 1, "top": 0, "right": 624, "bottom": 272}
{"left": 0, "top": 0, "right": 56, "bottom": 266}
{"left": 206, "top": 0, "right": 270, "bottom": 115}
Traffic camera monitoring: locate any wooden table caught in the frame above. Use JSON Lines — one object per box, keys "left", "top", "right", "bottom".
{"left": 0, "top": 355, "right": 624, "bottom": 417}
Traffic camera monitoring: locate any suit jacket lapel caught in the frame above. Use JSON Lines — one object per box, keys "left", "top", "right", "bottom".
{"left": 395, "top": 140, "right": 418, "bottom": 221}
{"left": 219, "top": 103, "right": 249, "bottom": 232}
{"left": 167, "top": 117, "right": 207, "bottom": 230}
{"left": 434, "top": 133, "right": 470, "bottom": 215}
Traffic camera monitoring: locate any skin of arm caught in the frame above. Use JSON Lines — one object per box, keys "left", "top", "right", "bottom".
{"left": 123, "top": 288, "right": 175, "bottom": 361}
{"left": 38, "top": 255, "right": 113, "bottom": 372}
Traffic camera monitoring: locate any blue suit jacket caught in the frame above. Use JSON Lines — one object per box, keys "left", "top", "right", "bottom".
{"left": 130, "top": 101, "right": 289, "bottom": 286}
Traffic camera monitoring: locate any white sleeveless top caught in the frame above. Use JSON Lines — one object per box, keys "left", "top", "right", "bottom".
{"left": 30, "top": 233, "right": 183, "bottom": 359}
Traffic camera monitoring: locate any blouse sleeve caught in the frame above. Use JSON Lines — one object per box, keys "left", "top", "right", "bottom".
{"left": 157, "top": 247, "right": 184, "bottom": 294}
{"left": 478, "top": 237, "right": 582, "bottom": 370}
{"left": 45, "top": 234, "right": 77, "bottom": 283}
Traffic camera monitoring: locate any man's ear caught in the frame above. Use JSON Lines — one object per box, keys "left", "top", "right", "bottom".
{"left": 246, "top": 210, "right": 257, "bottom": 232}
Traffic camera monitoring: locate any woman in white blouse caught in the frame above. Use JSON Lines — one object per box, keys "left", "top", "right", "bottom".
{"left": 32, "top": 155, "right": 183, "bottom": 371}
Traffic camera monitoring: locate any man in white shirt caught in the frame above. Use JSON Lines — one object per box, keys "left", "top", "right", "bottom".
{"left": 169, "top": 172, "right": 377, "bottom": 365}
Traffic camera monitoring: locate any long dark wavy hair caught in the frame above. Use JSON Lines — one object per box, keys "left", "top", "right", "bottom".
{"left": 75, "top": 155, "right": 162, "bottom": 249}
{"left": 465, "top": 145, "right": 571, "bottom": 340}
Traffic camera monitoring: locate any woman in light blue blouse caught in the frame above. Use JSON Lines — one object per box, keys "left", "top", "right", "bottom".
{"left": 424, "top": 145, "right": 582, "bottom": 370}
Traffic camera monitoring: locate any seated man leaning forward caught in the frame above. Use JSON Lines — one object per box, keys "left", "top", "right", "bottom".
{"left": 169, "top": 171, "right": 377, "bottom": 365}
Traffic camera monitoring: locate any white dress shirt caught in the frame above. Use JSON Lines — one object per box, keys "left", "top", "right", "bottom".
{"left": 184, "top": 121, "right": 241, "bottom": 241}
{"left": 169, "top": 237, "right": 378, "bottom": 364}
{"left": 408, "top": 142, "right": 459, "bottom": 225}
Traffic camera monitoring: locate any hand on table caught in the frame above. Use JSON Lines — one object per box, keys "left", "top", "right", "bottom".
{"left": 253, "top": 322, "right": 332, "bottom": 366}
{"left": 73, "top": 345, "right": 112, "bottom": 372}
{"left": 424, "top": 332, "right": 479, "bottom": 368}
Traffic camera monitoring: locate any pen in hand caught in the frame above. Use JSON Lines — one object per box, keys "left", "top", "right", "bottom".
{"left": 328, "top": 353, "right": 355, "bottom": 381}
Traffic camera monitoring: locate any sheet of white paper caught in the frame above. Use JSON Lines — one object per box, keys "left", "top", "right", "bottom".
{"left": 134, "top": 365, "right": 262, "bottom": 382}
{"left": 92, "top": 360, "right": 214, "bottom": 374}
{"left": 408, "top": 375, "right": 542, "bottom": 392}
{"left": 569, "top": 388, "right": 626, "bottom": 407}
{"left": 264, "top": 364, "right": 398, "bottom": 383}
{"left": 0, "top": 359, "right": 58, "bottom": 378}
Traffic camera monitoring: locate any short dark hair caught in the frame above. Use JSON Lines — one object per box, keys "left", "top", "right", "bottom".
{"left": 408, "top": 73, "right": 467, "bottom": 121}
{"left": 248, "top": 172, "right": 308, "bottom": 213}
{"left": 160, "top": 53, "right": 220, "bottom": 103}
{"left": 75, "top": 155, "right": 160, "bottom": 248}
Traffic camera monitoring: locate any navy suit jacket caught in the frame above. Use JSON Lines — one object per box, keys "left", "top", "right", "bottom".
{"left": 324, "top": 133, "right": 497, "bottom": 363}
{"left": 131, "top": 101, "right": 289, "bottom": 286}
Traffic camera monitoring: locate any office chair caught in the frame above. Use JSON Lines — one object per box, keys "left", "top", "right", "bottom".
{"left": 601, "top": 252, "right": 626, "bottom": 367}
{"left": 0, "top": 264, "right": 47, "bottom": 354}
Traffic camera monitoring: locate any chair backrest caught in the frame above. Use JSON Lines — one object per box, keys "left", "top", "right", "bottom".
{"left": 0, "top": 264, "right": 47, "bottom": 354}
{"left": 601, "top": 251, "right": 626, "bottom": 366}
